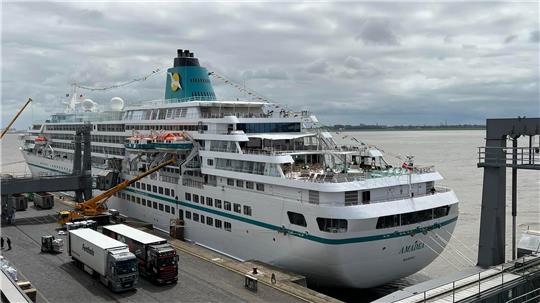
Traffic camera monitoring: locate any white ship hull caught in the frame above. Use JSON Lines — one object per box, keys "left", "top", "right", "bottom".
{"left": 23, "top": 152, "right": 458, "bottom": 288}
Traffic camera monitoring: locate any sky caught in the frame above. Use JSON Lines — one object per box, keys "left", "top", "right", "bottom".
{"left": 1, "top": 1, "right": 539, "bottom": 129}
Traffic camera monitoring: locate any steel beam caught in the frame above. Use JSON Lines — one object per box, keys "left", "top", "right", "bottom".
{"left": 477, "top": 118, "right": 540, "bottom": 267}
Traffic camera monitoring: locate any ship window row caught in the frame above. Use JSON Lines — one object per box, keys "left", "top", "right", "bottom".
{"left": 118, "top": 192, "right": 176, "bottom": 215}
{"left": 376, "top": 205, "right": 451, "bottom": 229}
{"left": 125, "top": 124, "right": 207, "bottom": 131}
{"left": 209, "top": 140, "right": 238, "bottom": 153}
{"left": 184, "top": 192, "right": 253, "bottom": 216}
{"left": 32, "top": 124, "right": 42, "bottom": 130}
{"left": 286, "top": 212, "right": 349, "bottom": 233}
{"left": 125, "top": 181, "right": 176, "bottom": 198}
{"left": 237, "top": 123, "right": 301, "bottom": 133}
{"left": 125, "top": 108, "right": 191, "bottom": 121}
{"left": 47, "top": 133, "right": 125, "bottom": 144}
{"left": 216, "top": 159, "right": 281, "bottom": 177}
{"left": 96, "top": 124, "right": 124, "bottom": 132}
{"left": 185, "top": 211, "right": 232, "bottom": 232}
{"left": 225, "top": 178, "right": 264, "bottom": 191}
{"left": 190, "top": 78, "right": 210, "bottom": 83}
{"left": 46, "top": 124, "right": 82, "bottom": 131}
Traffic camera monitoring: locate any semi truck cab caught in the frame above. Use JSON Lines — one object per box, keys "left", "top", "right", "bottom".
{"left": 148, "top": 244, "right": 179, "bottom": 283}
{"left": 107, "top": 249, "right": 139, "bottom": 291}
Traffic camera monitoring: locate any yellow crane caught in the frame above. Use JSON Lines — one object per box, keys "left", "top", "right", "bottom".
{"left": 1, "top": 98, "right": 32, "bottom": 139}
{"left": 58, "top": 157, "right": 176, "bottom": 225}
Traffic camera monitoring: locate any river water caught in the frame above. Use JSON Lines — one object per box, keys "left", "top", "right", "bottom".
{"left": 1, "top": 131, "right": 539, "bottom": 302}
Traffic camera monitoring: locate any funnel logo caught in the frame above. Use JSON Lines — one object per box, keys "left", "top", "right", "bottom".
{"left": 168, "top": 72, "right": 182, "bottom": 92}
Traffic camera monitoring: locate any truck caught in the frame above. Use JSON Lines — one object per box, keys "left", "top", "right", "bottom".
{"left": 102, "top": 224, "right": 179, "bottom": 284}
{"left": 68, "top": 228, "right": 138, "bottom": 292}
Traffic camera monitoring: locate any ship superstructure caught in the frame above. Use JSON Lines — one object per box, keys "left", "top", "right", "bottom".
{"left": 20, "top": 49, "right": 459, "bottom": 288}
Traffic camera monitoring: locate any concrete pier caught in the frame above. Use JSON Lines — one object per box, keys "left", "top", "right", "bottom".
{"left": 0, "top": 195, "right": 342, "bottom": 303}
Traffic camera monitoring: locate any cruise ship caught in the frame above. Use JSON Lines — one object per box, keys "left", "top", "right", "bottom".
{"left": 20, "top": 49, "right": 459, "bottom": 288}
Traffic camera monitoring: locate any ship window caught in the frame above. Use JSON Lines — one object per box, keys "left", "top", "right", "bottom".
{"left": 345, "top": 191, "right": 358, "bottom": 205}
{"left": 434, "top": 206, "right": 450, "bottom": 218}
{"left": 256, "top": 183, "right": 265, "bottom": 191}
{"left": 308, "top": 191, "right": 319, "bottom": 204}
{"left": 135, "top": 182, "right": 140, "bottom": 189}
{"left": 227, "top": 178, "right": 234, "bottom": 186}
{"left": 215, "top": 219, "right": 222, "bottom": 229}
{"left": 186, "top": 211, "right": 191, "bottom": 219}
{"left": 142, "top": 199, "right": 146, "bottom": 206}
{"left": 362, "top": 191, "right": 371, "bottom": 204}
{"left": 316, "top": 218, "right": 348, "bottom": 233}
{"left": 243, "top": 206, "right": 252, "bottom": 216}
{"left": 246, "top": 181, "right": 254, "bottom": 189}
{"left": 200, "top": 215, "right": 205, "bottom": 223}
{"left": 224, "top": 222, "right": 232, "bottom": 232}
{"left": 236, "top": 180, "right": 243, "bottom": 187}
{"left": 206, "top": 197, "right": 213, "bottom": 207}
{"left": 131, "top": 196, "right": 135, "bottom": 202}
{"left": 376, "top": 215, "right": 400, "bottom": 229}
{"left": 171, "top": 190, "right": 175, "bottom": 198}
{"left": 153, "top": 202, "right": 158, "bottom": 209}
{"left": 215, "top": 199, "right": 222, "bottom": 209}
{"left": 153, "top": 185, "right": 157, "bottom": 193}
{"left": 224, "top": 201, "right": 231, "bottom": 211}
{"left": 287, "top": 212, "right": 307, "bottom": 227}
{"left": 136, "top": 197, "right": 140, "bottom": 204}
{"left": 207, "top": 217, "right": 213, "bottom": 226}
{"left": 172, "top": 208, "right": 175, "bottom": 215}
{"left": 165, "top": 188, "right": 170, "bottom": 196}
{"left": 159, "top": 187, "right": 164, "bottom": 194}
{"left": 193, "top": 194, "right": 199, "bottom": 203}
{"left": 159, "top": 203, "right": 164, "bottom": 211}
{"left": 147, "top": 200, "right": 152, "bottom": 208}
{"left": 165, "top": 205, "right": 170, "bottom": 213}
{"left": 207, "top": 159, "right": 213, "bottom": 166}
{"left": 185, "top": 193, "right": 191, "bottom": 201}
{"left": 193, "top": 213, "right": 199, "bottom": 222}
{"left": 233, "top": 203, "right": 241, "bottom": 213}
{"left": 147, "top": 184, "right": 151, "bottom": 191}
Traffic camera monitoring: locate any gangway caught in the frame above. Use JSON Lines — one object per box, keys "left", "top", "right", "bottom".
{"left": 477, "top": 117, "right": 540, "bottom": 266}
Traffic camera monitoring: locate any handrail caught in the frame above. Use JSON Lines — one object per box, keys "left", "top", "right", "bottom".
{"left": 478, "top": 146, "right": 540, "bottom": 166}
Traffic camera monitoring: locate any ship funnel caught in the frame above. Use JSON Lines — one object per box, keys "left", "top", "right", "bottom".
{"left": 165, "top": 49, "right": 217, "bottom": 102}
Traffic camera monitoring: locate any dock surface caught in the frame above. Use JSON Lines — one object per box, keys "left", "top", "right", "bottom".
{"left": 0, "top": 197, "right": 342, "bottom": 303}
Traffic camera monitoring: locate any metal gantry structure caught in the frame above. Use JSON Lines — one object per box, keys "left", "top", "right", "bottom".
{"left": 477, "top": 117, "right": 540, "bottom": 267}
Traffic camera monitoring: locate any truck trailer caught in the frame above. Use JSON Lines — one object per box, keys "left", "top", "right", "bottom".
{"left": 102, "top": 224, "right": 178, "bottom": 284}
{"left": 68, "top": 228, "right": 138, "bottom": 292}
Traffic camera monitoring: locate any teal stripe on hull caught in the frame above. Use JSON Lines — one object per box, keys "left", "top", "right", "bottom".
{"left": 124, "top": 188, "right": 458, "bottom": 245}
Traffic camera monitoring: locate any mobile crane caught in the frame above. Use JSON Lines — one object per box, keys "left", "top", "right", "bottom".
{"left": 58, "top": 157, "right": 176, "bottom": 226}
{"left": 1, "top": 98, "right": 32, "bottom": 139}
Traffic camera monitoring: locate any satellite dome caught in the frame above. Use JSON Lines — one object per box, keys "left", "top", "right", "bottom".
{"left": 81, "top": 99, "right": 96, "bottom": 111}
{"left": 110, "top": 97, "right": 124, "bottom": 111}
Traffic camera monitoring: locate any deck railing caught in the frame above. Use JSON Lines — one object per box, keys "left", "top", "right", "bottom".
{"left": 478, "top": 146, "right": 540, "bottom": 169}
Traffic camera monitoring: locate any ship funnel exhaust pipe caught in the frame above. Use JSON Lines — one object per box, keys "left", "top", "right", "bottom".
{"left": 177, "top": 49, "right": 183, "bottom": 57}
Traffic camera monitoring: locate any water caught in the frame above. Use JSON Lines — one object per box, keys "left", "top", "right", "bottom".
{"left": 2, "top": 131, "right": 539, "bottom": 302}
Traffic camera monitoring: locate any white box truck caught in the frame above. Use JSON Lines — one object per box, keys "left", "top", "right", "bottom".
{"left": 68, "top": 228, "right": 138, "bottom": 292}
{"left": 103, "top": 224, "right": 179, "bottom": 284}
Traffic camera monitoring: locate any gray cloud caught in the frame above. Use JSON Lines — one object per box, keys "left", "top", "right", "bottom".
{"left": 504, "top": 34, "right": 518, "bottom": 44}
{"left": 355, "top": 19, "right": 400, "bottom": 45}
{"left": 530, "top": 30, "right": 540, "bottom": 43}
{"left": 1, "top": 2, "right": 539, "bottom": 129}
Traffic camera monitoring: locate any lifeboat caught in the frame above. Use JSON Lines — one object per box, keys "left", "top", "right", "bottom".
{"left": 34, "top": 136, "right": 47, "bottom": 145}
{"left": 154, "top": 132, "right": 193, "bottom": 150}
{"left": 124, "top": 134, "right": 156, "bottom": 150}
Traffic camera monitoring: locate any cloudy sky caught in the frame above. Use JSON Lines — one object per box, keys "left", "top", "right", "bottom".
{"left": 2, "top": 1, "right": 539, "bottom": 129}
